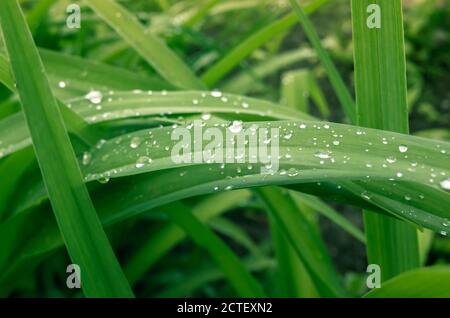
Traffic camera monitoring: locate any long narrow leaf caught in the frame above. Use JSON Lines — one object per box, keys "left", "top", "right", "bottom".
{"left": 0, "top": 0, "right": 133, "bottom": 297}
{"left": 351, "top": 0, "right": 420, "bottom": 280}
{"left": 84, "top": 0, "right": 205, "bottom": 89}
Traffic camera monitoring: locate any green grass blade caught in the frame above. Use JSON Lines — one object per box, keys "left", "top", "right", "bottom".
{"left": 0, "top": 148, "right": 35, "bottom": 222}
{"left": 269, "top": 210, "right": 319, "bottom": 297}
{"left": 364, "top": 266, "right": 450, "bottom": 298}
{"left": 209, "top": 217, "right": 264, "bottom": 259}
{"left": 0, "top": 91, "right": 314, "bottom": 159}
{"left": 256, "top": 187, "right": 346, "bottom": 297}
{"left": 161, "top": 201, "right": 266, "bottom": 297}
{"left": 201, "top": 0, "right": 330, "bottom": 86}
{"left": 289, "top": 0, "right": 356, "bottom": 123}
{"left": 0, "top": 53, "right": 102, "bottom": 146}
{"left": 26, "top": 0, "right": 56, "bottom": 35}
{"left": 281, "top": 69, "right": 330, "bottom": 118}
{"left": 40, "top": 48, "right": 174, "bottom": 99}
{"left": 124, "top": 190, "right": 251, "bottom": 285}
{"left": 84, "top": 0, "right": 205, "bottom": 90}
{"left": 221, "top": 48, "right": 315, "bottom": 94}
{"left": 157, "top": 257, "right": 275, "bottom": 298}
{"left": 351, "top": 0, "right": 420, "bottom": 280}
{"left": 0, "top": 53, "right": 14, "bottom": 91}
{"left": 291, "top": 193, "right": 366, "bottom": 243}
{"left": 184, "top": 0, "right": 221, "bottom": 28}
{"left": 0, "top": 0, "right": 133, "bottom": 297}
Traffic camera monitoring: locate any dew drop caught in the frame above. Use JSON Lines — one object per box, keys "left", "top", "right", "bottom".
{"left": 135, "top": 156, "right": 152, "bottom": 168}
{"left": 440, "top": 178, "right": 450, "bottom": 190}
{"left": 201, "top": 113, "right": 211, "bottom": 121}
{"left": 85, "top": 90, "right": 103, "bottom": 104}
{"left": 96, "top": 139, "right": 107, "bottom": 149}
{"left": 82, "top": 152, "right": 91, "bottom": 165}
{"left": 98, "top": 177, "right": 110, "bottom": 184}
{"left": 314, "top": 151, "right": 331, "bottom": 159}
{"left": 211, "top": 90, "right": 222, "bottom": 98}
{"left": 58, "top": 81, "right": 66, "bottom": 88}
{"left": 130, "top": 137, "right": 141, "bottom": 149}
{"left": 399, "top": 145, "right": 408, "bottom": 153}
{"left": 386, "top": 156, "right": 397, "bottom": 164}
{"left": 228, "top": 121, "right": 243, "bottom": 134}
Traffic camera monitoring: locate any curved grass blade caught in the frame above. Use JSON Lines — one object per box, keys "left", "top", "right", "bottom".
{"left": 0, "top": 91, "right": 314, "bottom": 159}
{"left": 2, "top": 156, "right": 450, "bottom": 291}
{"left": 85, "top": 0, "right": 205, "bottom": 90}
{"left": 0, "top": 0, "right": 133, "bottom": 297}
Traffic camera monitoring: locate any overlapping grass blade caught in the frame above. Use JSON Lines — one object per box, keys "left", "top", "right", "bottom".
{"left": 351, "top": 0, "right": 420, "bottom": 280}
{"left": 0, "top": 0, "right": 133, "bottom": 297}
{"left": 84, "top": 0, "right": 204, "bottom": 89}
